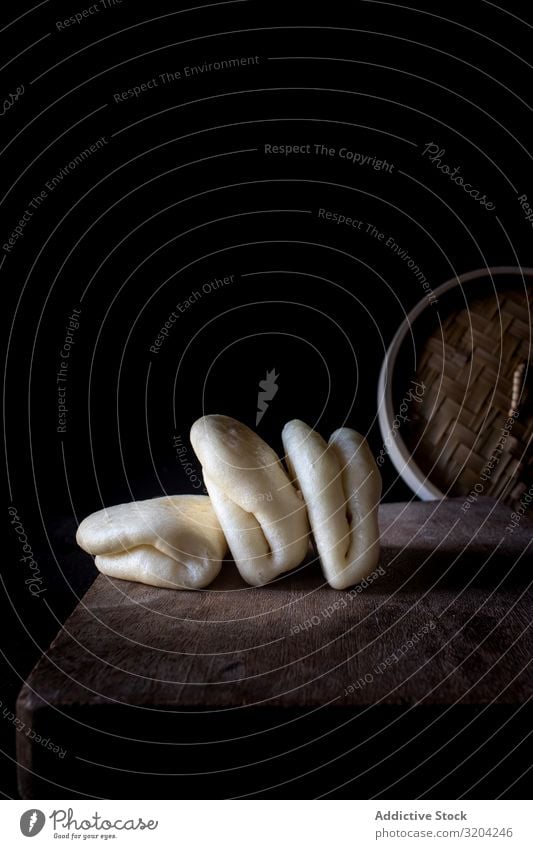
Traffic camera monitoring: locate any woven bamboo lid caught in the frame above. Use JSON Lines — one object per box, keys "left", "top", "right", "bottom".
{"left": 378, "top": 267, "right": 532, "bottom": 521}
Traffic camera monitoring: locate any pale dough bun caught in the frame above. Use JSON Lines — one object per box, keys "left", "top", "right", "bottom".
{"left": 76, "top": 494, "right": 227, "bottom": 590}
{"left": 282, "top": 420, "right": 382, "bottom": 589}
{"left": 190, "top": 415, "right": 309, "bottom": 586}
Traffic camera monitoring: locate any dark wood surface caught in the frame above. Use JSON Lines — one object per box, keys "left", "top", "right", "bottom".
{"left": 17, "top": 497, "right": 532, "bottom": 799}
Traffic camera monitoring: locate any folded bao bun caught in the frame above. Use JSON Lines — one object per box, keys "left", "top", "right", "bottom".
{"left": 190, "top": 415, "right": 310, "bottom": 586}
{"left": 76, "top": 495, "right": 227, "bottom": 590}
{"left": 282, "top": 420, "right": 382, "bottom": 589}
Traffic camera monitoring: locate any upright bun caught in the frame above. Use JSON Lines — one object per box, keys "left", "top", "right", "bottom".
{"left": 190, "top": 414, "right": 309, "bottom": 586}
{"left": 282, "top": 420, "right": 382, "bottom": 589}
{"left": 76, "top": 494, "right": 226, "bottom": 590}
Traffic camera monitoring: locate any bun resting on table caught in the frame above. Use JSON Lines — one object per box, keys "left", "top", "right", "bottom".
{"left": 282, "top": 420, "right": 382, "bottom": 589}
{"left": 190, "top": 414, "right": 310, "bottom": 586}
{"left": 76, "top": 494, "right": 227, "bottom": 590}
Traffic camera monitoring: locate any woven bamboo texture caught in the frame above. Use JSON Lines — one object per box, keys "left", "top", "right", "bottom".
{"left": 404, "top": 285, "right": 532, "bottom": 517}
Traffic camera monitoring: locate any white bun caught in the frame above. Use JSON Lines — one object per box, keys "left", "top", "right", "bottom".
{"left": 76, "top": 494, "right": 226, "bottom": 590}
{"left": 282, "top": 420, "right": 382, "bottom": 589}
{"left": 190, "top": 415, "right": 309, "bottom": 586}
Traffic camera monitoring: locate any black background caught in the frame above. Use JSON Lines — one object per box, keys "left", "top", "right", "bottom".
{"left": 2, "top": 0, "right": 533, "bottom": 798}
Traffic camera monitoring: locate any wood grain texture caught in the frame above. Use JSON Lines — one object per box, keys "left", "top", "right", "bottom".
{"left": 16, "top": 497, "right": 532, "bottom": 799}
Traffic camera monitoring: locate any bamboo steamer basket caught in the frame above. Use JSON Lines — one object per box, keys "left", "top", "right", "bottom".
{"left": 377, "top": 266, "right": 532, "bottom": 518}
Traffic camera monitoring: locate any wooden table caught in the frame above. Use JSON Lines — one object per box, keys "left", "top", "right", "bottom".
{"left": 17, "top": 497, "right": 532, "bottom": 799}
